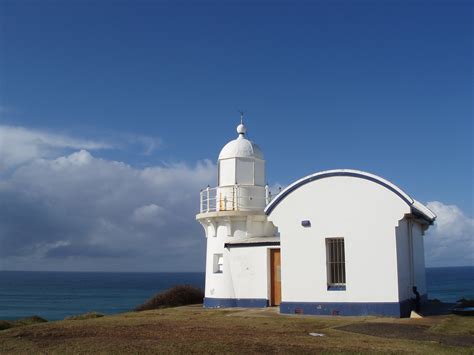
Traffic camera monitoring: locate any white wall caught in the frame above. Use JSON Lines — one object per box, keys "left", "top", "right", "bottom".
{"left": 412, "top": 222, "right": 427, "bottom": 296}
{"left": 396, "top": 219, "right": 428, "bottom": 301}
{"left": 395, "top": 218, "right": 411, "bottom": 301}
{"left": 268, "top": 176, "right": 411, "bottom": 303}
{"left": 203, "top": 215, "right": 273, "bottom": 300}
{"left": 228, "top": 246, "right": 271, "bottom": 299}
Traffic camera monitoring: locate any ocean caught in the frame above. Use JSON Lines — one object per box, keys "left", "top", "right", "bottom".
{"left": 1, "top": 267, "right": 472, "bottom": 321}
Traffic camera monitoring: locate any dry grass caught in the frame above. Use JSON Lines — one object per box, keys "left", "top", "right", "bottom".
{"left": 0, "top": 306, "right": 473, "bottom": 354}
{"left": 64, "top": 312, "right": 105, "bottom": 321}
{"left": 0, "top": 316, "right": 47, "bottom": 331}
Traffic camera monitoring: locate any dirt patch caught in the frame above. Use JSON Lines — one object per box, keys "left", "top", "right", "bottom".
{"left": 336, "top": 322, "right": 474, "bottom": 347}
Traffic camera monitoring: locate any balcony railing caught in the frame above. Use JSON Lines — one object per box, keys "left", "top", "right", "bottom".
{"left": 199, "top": 185, "right": 275, "bottom": 213}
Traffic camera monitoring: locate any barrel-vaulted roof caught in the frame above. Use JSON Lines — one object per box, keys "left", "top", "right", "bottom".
{"left": 264, "top": 169, "right": 436, "bottom": 223}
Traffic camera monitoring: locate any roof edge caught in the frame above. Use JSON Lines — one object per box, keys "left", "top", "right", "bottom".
{"left": 411, "top": 200, "right": 437, "bottom": 224}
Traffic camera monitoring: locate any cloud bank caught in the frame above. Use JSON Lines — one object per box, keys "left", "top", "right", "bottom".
{"left": 425, "top": 201, "right": 474, "bottom": 267}
{"left": 0, "top": 126, "right": 214, "bottom": 271}
{"left": 0, "top": 125, "right": 471, "bottom": 271}
{"left": 0, "top": 125, "right": 112, "bottom": 170}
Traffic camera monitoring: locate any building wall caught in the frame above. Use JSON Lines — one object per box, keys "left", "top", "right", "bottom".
{"left": 396, "top": 219, "right": 428, "bottom": 302}
{"left": 267, "top": 176, "right": 412, "bottom": 316}
{"left": 412, "top": 222, "right": 427, "bottom": 296}
{"left": 395, "top": 219, "right": 411, "bottom": 301}
{"left": 227, "top": 246, "right": 272, "bottom": 300}
{"left": 203, "top": 216, "right": 272, "bottom": 307}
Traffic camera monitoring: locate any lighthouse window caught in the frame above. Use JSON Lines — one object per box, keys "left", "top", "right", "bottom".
{"left": 326, "top": 238, "right": 346, "bottom": 290}
{"left": 219, "top": 159, "right": 235, "bottom": 186}
{"left": 213, "top": 253, "right": 224, "bottom": 273}
{"left": 236, "top": 158, "right": 254, "bottom": 185}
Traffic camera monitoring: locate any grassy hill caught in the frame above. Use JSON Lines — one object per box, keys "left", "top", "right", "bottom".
{"left": 1, "top": 305, "right": 473, "bottom": 353}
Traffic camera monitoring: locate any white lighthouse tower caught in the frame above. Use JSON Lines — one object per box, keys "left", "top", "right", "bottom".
{"left": 196, "top": 118, "right": 278, "bottom": 308}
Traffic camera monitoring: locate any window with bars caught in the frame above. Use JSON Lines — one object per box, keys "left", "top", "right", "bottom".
{"left": 326, "top": 238, "right": 346, "bottom": 290}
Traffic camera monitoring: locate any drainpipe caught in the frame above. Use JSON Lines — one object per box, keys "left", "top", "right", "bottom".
{"left": 407, "top": 219, "right": 414, "bottom": 288}
{"left": 408, "top": 218, "right": 420, "bottom": 312}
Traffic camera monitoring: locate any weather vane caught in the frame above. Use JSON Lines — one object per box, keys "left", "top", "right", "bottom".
{"left": 237, "top": 109, "right": 245, "bottom": 124}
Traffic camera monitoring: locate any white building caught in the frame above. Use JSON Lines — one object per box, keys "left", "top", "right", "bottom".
{"left": 196, "top": 121, "right": 436, "bottom": 317}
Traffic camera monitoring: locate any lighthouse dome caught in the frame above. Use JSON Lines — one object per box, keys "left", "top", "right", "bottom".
{"left": 218, "top": 123, "right": 264, "bottom": 160}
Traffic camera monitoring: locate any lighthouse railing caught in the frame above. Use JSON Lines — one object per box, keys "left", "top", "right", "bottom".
{"left": 199, "top": 186, "right": 278, "bottom": 213}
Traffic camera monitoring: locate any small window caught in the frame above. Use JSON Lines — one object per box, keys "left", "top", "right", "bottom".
{"left": 213, "top": 253, "right": 223, "bottom": 273}
{"left": 326, "top": 238, "right": 346, "bottom": 290}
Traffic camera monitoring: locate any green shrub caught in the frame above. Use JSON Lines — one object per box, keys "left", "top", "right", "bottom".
{"left": 134, "top": 285, "right": 204, "bottom": 311}
{"left": 65, "top": 312, "right": 105, "bottom": 321}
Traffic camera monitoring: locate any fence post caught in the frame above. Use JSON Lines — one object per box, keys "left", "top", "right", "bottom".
{"left": 200, "top": 189, "right": 203, "bottom": 213}
{"left": 206, "top": 186, "right": 210, "bottom": 213}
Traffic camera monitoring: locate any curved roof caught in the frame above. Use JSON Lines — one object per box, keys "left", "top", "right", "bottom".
{"left": 265, "top": 169, "right": 436, "bottom": 223}
{"left": 218, "top": 123, "right": 264, "bottom": 160}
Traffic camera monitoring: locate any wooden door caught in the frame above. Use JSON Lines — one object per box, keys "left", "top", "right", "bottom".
{"left": 270, "top": 249, "right": 281, "bottom": 306}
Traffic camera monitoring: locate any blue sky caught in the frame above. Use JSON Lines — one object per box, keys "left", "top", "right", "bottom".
{"left": 0, "top": 0, "right": 472, "bottom": 271}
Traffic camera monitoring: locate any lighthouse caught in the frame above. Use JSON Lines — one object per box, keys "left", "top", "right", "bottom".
{"left": 196, "top": 118, "right": 435, "bottom": 316}
{"left": 196, "top": 119, "right": 278, "bottom": 308}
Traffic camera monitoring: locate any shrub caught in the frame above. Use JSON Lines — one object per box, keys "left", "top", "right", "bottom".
{"left": 134, "top": 285, "right": 204, "bottom": 312}
{"left": 457, "top": 298, "right": 474, "bottom": 307}
{"left": 65, "top": 312, "right": 104, "bottom": 321}
{"left": 0, "top": 320, "right": 12, "bottom": 331}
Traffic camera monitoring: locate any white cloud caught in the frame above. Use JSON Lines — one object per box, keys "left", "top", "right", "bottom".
{"left": 132, "top": 204, "right": 168, "bottom": 226}
{"left": 130, "top": 135, "right": 162, "bottom": 156}
{"left": 1, "top": 125, "right": 471, "bottom": 271}
{"left": 0, "top": 125, "right": 112, "bottom": 170}
{"left": 425, "top": 201, "right": 474, "bottom": 267}
{"left": 0, "top": 148, "right": 215, "bottom": 271}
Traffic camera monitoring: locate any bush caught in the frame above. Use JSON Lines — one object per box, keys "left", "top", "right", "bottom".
{"left": 65, "top": 312, "right": 104, "bottom": 321}
{"left": 134, "top": 285, "right": 204, "bottom": 312}
{"left": 0, "top": 320, "right": 12, "bottom": 331}
{"left": 457, "top": 298, "right": 474, "bottom": 307}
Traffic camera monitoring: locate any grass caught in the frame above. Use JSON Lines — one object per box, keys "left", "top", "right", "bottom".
{"left": 0, "top": 316, "right": 47, "bottom": 331}
{"left": 64, "top": 312, "right": 105, "bottom": 321}
{"left": 0, "top": 306, "right": 473, "bottom": 354}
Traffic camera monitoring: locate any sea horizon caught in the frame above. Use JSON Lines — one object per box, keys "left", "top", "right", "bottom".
{"left": 1, "top": 265, "right": 472, "bottom": 275}
{"left": 1, "top": 266, "right": 473, "bottom": 321}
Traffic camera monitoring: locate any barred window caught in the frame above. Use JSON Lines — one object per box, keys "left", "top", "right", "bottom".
{"left": 326, "top": 238, "right": 346, "bottom": 289}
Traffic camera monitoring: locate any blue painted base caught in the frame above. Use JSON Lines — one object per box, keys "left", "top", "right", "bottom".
{"left": 204, "top": 297, "right": 269, "bottom": 308}
{"left": 281, "top": 295, "right": 428, "bottom": 318}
